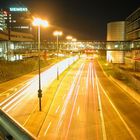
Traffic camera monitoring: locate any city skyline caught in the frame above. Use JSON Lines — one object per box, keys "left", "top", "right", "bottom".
{"left": 1, "top": 0, "right": 139, "bottom": 41}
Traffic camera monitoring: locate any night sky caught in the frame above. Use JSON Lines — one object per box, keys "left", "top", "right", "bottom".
{"left": 1, "top": 0, "right": 140, "bottom": 41}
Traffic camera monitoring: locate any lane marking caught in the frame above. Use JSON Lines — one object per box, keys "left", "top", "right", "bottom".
{"left": 56, "top": 63, "right": 84, "bottom": 129}
{"left": 91, "top": 63, "right": 95, "bottom": 89}
{"left": 95, "top": 73, "right": 107, "bottom": 140}
{"left": 4, "top": 88, "right": 32, "bottom": 112}
{"left": 44, "top": 122, "right": 52, "bottom": 136}
{"left": 63, "top": 94, "right": 66, "bottom": 100}
{"left": 86, "top": 63, "right": 90, "bottom": 90}
{"left": 57, "top": 120, "right": 63, "bottom": 131}
{"left": 65, "top": 86, "right": 80, "bottom": 139}
{"left": 0, "top": 82, "right": 31, "bottom": 107}
{"left": 77, "top": 106, "right": 80, "bottom": 116}
{"left": 37, "top": 61, "right": 83, "bottom": 136}
{"left": 96, "top": 73, "right": 137, "bottom": 140}
{"left": 55, "top": 105, "right": 60, "bottom": 114}
{"left": 23, "top": 105, "right": 38, "bottom": 126}
{"left": 2, "top": 88, "right": 29, "bottom": 110}
{"left": 0, "top": 79, "right": 33, "bottom": 96}
{"left": 65, "top": 64, "right": 84, "bottom": 139}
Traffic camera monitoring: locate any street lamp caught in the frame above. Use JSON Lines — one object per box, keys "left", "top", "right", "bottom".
{"left": 66, "top": 36, "right": 72, "bottom": 40}
{"left": 66, "top": 36, "right": 73, "bottom": 66}
{"left": 66, "top": 35, "right": 73, "bottom": 50}
{"left": 72, "top": 38, "right": 77, "bottom": 49}
{"left": 72, "top": 38, "right": 77, "bottom": 62}
{"left": 53, "top": 31, "right": 63, "bottom": 80}
{"left": 32, "top": 17, "right": 49, "bottom": 111}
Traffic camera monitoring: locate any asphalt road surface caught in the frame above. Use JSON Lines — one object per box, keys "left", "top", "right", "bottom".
{"left": 1, "top": 57, "right": 140, "bottom": 140}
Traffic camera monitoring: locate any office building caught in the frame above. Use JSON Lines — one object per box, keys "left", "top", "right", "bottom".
{"left": 0, "top": 10, "right": 7, "bottom": 31}
{"left": 4, "top": 7, "right": 32, "bottom": 33}
{"left": 106, "top": 21, "right": 125, "bottom": 63}
{"left": 125, "top": 7, "right": 140, "bottom": 41}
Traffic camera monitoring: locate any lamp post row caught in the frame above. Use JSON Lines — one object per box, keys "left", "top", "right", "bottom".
{"left": 32, "top": 17, "right": 77, "bottom": 111}
{"left": 53, "top": 31, "right": 63, "bottom": 80}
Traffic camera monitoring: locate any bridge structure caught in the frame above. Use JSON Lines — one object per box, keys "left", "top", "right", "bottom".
{"left": 0, "top": 40, "right": 140, "bottom": 60}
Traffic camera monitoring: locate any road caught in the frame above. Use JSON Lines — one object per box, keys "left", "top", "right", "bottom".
{"left": 1, "top": 57, "right": 140, "bottom": 140}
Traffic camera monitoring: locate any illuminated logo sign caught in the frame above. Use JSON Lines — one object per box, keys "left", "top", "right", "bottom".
{"left": 10, "top": 8, "right": 28, "bottom": 12}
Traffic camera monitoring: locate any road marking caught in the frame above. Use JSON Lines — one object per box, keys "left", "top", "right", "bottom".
{"left": 65, "top": 64, "right": 84, "bottom": 139}
{"left": 14, "top": 88, "right": 17, "bottom": 91}
{"left": 57, "top": 120, "right": 63, "bottom": 131}
{"left": 37, "top": 61, "right": 82, "bottom": 136}
{"left": 23, "top": 99, "right": 38, "bottom": 126}
{"left": 63, "top": 94, "right": 66, "bottom": 100}
{"left": 95, "top": 73, "right": 107, "bottom": 140}
{"left": 55, "top": 105, "right": 60, "bottom": 114}
{"left": 77, "top": 106, "right": 80, "bottom": 116}
{"left": 65, "top": 86, "right": 80, "bottom": 139}
{"left": 0, "top": 81, "right": 31, "bottom": 107}
{"left": 4, "top": 88, "right": 30, "bottom": 112}
{"left": 97, "top": 74, "right": 137, "bottom": 140}
{"left": 44, "top": 122, "right": 52, "bottom": 136}
{"left": 86, "top": 63, "right": 90, "bottom": 90}
{"left": 91, "top": 63, "right": 95, "bottom": 89}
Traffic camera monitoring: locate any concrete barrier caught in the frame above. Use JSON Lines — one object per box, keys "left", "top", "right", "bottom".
{"left": 0, "top": 108, "right": 36, "bottom": 140}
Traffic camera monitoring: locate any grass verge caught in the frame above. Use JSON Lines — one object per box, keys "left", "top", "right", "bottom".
{"left": 98, "top": 58, "right": 140, "bottom": 93}
{"left": 0, "top": 57, "right": 63, "bottom": 83}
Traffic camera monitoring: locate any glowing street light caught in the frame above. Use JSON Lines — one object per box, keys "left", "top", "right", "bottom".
{"left": 66, "top": 36, "right": 72, "bottom": 40}
{"left": 32, "top": 17, "right": 49, "bottom": 27}
{"left": 72, "top": 38, "right": 77, "bottom": 42}
{"left": 72, "top": 38, "right": 77, "bottom": 50}
{"left": 53, "top": 31, "right": 63, "bottom": 80}
{"left": 32, "top": 17, "right": 49, "bottom": 111}
{"left": 66, "top": 36, "right": 73, "bottom": 50}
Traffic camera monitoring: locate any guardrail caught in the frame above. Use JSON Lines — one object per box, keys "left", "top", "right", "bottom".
{"left": 0, "top": 108, "right": 36, "bottom": 140}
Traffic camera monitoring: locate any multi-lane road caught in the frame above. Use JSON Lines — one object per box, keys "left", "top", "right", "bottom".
{"left": 0, "top": 57, "right": 140, "bottom": 140}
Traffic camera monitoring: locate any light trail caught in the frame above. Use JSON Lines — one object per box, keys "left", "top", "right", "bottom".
{"left": 56, "top": 63, "right": 84, "bottom": 133}
{"left": 55, "top": 105, "right": 60, "bottom": 114}
{"left": 86, "top": 63, "right": 90, "bottom": 90}
{"left": 1, "top": 56, "right": 78, "bottom": 111}
{"left": 37, "top": 57, "right": 79, "bottom": 137}
{"left": 94, "top": 68, "right": 107, "bottom": 140}
{"left": 44, "top": 122, "right": 52, "bottom": 136}
{"left": 64, "top": 64, "right": 84, "bottom": 139}
{"left": 77, "top": 106, "right": 80, "bottom": 116}
{"left": 0, "top": 80, "right": 33, "bottom": 107}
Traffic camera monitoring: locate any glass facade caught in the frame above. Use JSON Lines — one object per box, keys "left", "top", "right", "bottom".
{"left": 125, "top": 8, "right": 140, "bottom": 41}
{"left": 3, "top": 7, "right": 32, "bottom": 33}
{"left": 0, "top": 10, "right": 7, "bottom": 31}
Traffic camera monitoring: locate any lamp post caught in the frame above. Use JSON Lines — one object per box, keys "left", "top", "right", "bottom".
{"left": 53, "top": 31, "right": 63, "bottom": 80}
{"left": 72, "top": 38, "right": 77, "bottom": 48}
{"left": 32, "top": 17, "right": 49, "bottom": 111}
{"left": 66, "top": 36, "right": 73, "bottom": 50}
{"left": 66, "top": 36, "right": 73, "bottom": 67}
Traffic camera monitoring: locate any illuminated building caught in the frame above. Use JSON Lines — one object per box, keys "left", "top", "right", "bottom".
{"left": 4, "top": 7, "right": 32, "bottom": 33}
{"left": 107, "top": 21, "right": 125, "bottom": 41}
{"left": 125, "top": 7, "right": 140, "bottom": 71}
{"left": 0, "top": 10, "right": 7, "bottom": 31}
{"left": 106, "top": 21, "right": 125, "bottom": 63}
{"left": 125, "top": 7, "right": 140, "bottom": 41}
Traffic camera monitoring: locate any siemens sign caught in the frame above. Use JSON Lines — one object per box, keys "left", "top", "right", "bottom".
{"left": 10, "top": 8, "right": 28, "bottom": 12}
